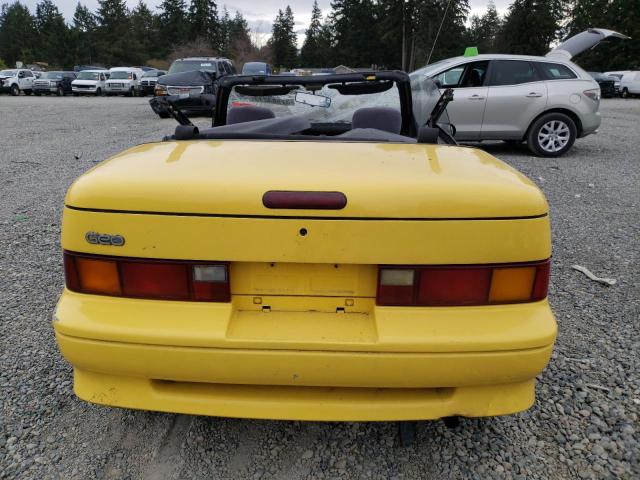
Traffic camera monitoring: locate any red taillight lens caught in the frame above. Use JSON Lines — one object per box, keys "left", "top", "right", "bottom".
{"left": 263, "top": 191, "right": 347, "bottom": 210}
{"left": 377, "top": 260, "right": 550, "bottom": 307}
{"left": 63, "top": 252, "right": 230, "bottom": 302}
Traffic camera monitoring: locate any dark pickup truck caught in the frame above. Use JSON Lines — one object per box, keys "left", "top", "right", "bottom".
{"left": 149, "top": 57, "right": 235, "bottom": 118}
{"left": 33, "top": 71, "right": 77, "bottom": 96}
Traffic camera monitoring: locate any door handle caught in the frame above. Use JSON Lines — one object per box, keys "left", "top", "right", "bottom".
{"left": 469, "top": 95, "right": 485, "bottom": 100}
{"left": 526, "top": 92, "right": 543, "bottom": 97}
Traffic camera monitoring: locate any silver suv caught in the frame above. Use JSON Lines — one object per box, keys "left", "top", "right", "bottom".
{"left": 411, "top": 29, "right": 628, "bottom": 157}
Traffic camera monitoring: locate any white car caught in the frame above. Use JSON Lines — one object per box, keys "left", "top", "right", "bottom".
{"left": 618, "top": 71, "right": 640, "bottom": 98}
{"left": 105, "top": 67, "right": 145, "bottom": 96}
{"left": 72, "top": 70, "right": 109, "bottom": 96}
{"left": 411, "top": 29, "right": 628, "bottom": 157}
{"left": 0, "top": 68, "right": 35, "bottom": 95}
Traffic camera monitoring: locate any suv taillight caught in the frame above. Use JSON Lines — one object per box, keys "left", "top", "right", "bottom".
{"left": 377, "top": 260, "right": 550, "bottom": 306}
{"left": 64, "top": 252, "right": 230, "bottom": 302}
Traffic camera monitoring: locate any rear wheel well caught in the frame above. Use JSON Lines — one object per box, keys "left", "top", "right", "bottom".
{"left": 526, "top": 108, "right": 582, "bottom": 139}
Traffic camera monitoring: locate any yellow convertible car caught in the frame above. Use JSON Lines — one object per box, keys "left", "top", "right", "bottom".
{"left": 54, "top": 71, "right": 556, "bottom": 442}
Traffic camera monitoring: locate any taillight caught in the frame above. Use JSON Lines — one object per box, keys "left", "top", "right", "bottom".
{"left": 63, "top": 252, "right": 230, "bottom": 302}
{"left": 583, "top": 89, "right": 600, "bottom": 101}
{"left": 377, "top": 260, "right": 550, "bottom": 306}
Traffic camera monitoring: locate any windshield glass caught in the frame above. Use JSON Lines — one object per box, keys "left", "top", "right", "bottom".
{"left": 169, "top": 60, "right": 217, "bottom": 74}
{"left": 41, "top": 72, "right": 63, "bottom": 80}
{"left": 143, "top": 70, "right": 161, "bottom": 77}
{"left": 228, "top": 76, "right": 444, "bottom": 127}
{"left": 229, "top": 84, "right": 400, "bottom": 124}
{"left": 243, "top": 63, "right": 268, "bottom": 74}
{"left": 77, "top": 72, "right": 100, "bottom": 80}
{"left": 410, "top": 60, "right": 454, "bottom": 79}
{"left": 0, "top": 70, "right": 17, "bottom": 76}
{"left": 109, "top": 71, "right": 131, "bottom": 79}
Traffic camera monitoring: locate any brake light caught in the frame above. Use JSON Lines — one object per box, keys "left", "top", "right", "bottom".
{"left": 583, "top": 89, "right": 600, "bottom": 101}
{"left": 263, "top": 191, "right": 347, "bottom": 210}
{"left": 63, "top": 252, "right": 230, "bottom": 302}
{"left": 377, "top": 260, "right": 550, "bottom": 306}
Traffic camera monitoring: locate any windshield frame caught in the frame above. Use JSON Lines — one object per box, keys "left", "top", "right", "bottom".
{"left": 214, "top": 71, "right": 416, "bottom": 137}
{"left": 77, "top": 71, "right": 100, "bottom": 80}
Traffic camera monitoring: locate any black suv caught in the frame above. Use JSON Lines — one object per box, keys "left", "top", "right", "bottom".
{"left": 150, "top": 57, "right": 235, "bottom": 118}
{"left": 33, "top": 71, "right": 77, "bottom": 96}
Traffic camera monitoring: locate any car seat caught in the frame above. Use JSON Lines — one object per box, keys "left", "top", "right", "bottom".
{"left": 227, "top": 106, "right": 275, "bottom": 124}
{"left": 351, "top": 107, "right": 402, "bottom": 134}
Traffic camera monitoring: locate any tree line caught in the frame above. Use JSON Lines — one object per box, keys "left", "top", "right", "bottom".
{"left": 0, "top": 0, "right": 637, "bottom": 72}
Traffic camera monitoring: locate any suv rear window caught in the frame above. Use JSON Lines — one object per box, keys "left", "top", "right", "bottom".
{"left": 489, "top": 60, "right": 540, "bottom": 86}
{"left": 536, "top": 62, "right": 577, "bottom": 80}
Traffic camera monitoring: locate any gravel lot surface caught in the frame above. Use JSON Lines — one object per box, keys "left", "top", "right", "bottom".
{"left": 0, "top": 96, "right": 638, "bottom": 480}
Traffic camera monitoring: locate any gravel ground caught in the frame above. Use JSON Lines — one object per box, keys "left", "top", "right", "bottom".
{"left": 0, "top": 96, "right": 638, "bottom": 480}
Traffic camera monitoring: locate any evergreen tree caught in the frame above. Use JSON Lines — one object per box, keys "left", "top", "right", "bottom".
{"left": 71, "top": 2, "right": 98, "bottom": 65}
{"left": 497, "top": 0, "right": 563, "bottom": 55}
{"left": 466, "top": 0, "right": 502, "bottom": 54}
{"left": 188, "top": 0, "right": 219, "bottom": 48}
{"left": 330, "top": 0, "right": 382, "bottom": 67}
{"left": 300, "top": 1, "right": 330, "bottom": 67}
{"left": 268, "top": 6, "right": 298, "bottom": 70}
{"left": 130, "top": 1, "right": 158, "bottom": 63}
{"left": 157, "top": 0, "right": 188, "bottom": 57}
{"left": 0, "top": 2, "right": 37, "bottom": 66}
{"left": 95, "top": 0, "right": 136, "bottom": 64}
{"left": 35, "top": 0, "right": 70, "bottom": 67}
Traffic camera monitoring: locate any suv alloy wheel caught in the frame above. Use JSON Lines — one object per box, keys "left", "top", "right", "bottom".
{"left": 527, "top": 112, "right": 577, "bottom": 157}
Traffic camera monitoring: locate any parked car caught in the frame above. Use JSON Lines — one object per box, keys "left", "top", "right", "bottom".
{"left": 0, "top": 68, "right": 35, "bottom": 95}
{"left": 33, "top": 71, "right": 77, "bottom": 96}
{"left": 105, "top": 67, "right": 145, "bottom": 96}
{"left": 242, "top": 62, "right": 272, "bottom": 75}
{"left": 603, "top": 71, "right": 630, "bottom": 94}
{"left": 587, "top": 72, "right": 616, "bottom": 98}
{"left": 139, "top": 69, "right": 167, "bottom": 96}
{"left": 72, "top": 70, "right": 109, "bottom": 96}
{"left": 619, "top": 71, "right": 640, "bottom": 98}
{"left": 54, "top": 71, "right": 557, "bottom": 443}
{"left": 150, "top": 57, "right": 235, "bottom": 118}
{"left": 411, "top": 28, "right": 628, "bottom": 156}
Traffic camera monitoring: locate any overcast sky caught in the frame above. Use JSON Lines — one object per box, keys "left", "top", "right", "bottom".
{"left": 21, "top": 1, "right": 511, "bottom": 45}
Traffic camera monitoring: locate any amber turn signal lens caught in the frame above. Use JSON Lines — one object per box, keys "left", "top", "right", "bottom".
{"left": 75, "top": 257, "right": 121, "bottom": 295}
{"left": 488, "top": 267, "right": 536, "bottom": 303}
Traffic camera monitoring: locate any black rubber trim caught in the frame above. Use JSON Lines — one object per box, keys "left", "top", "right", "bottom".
{"left": 65, "top": 205, "right": 548, "bottom": 222}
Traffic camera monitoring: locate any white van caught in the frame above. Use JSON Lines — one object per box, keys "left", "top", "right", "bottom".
{"left": 619, "top": 71, "right": 640, "bottom": 98}
{"left": 105, "top": 67, "right": 145, "bottom": 96}
{"left": 72, "top": 70, "right": 108, "bottom": 96}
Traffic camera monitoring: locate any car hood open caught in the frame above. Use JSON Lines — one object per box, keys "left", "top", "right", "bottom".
{"left": 546, "top": 28, "right": 630, "bottom": 60}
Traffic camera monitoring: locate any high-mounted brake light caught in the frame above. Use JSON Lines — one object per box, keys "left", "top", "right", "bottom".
{"left": 377, "top": 260, "right": 550, "bottom": 306}
{"left": 64, "top": 252, "right": 230, "bottom": 302}
{"left": 263, "top": 191, "right": 347, "bottom": 210}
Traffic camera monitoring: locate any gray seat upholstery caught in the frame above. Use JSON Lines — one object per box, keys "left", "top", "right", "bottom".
{"left": 227, "top": 106, "right": 275, "bottom": 124}
{"left": 351, "top": 107, "right": 402, "bottom": 134}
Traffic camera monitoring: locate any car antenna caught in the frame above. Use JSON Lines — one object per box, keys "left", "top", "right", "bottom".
{"left": 426, "top": 0, "right": 454, "bottom": 65}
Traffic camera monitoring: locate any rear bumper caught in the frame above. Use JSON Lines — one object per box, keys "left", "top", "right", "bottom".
{"left": 579, "top": 111, "right": 601, "bottom": 138}
{"left": 54, "top": 291, "right": 556, "bottom": 420}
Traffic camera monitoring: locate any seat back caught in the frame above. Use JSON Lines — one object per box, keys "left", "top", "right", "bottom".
{"left": 227, "top": 106, "right": 275, "bottom": 124}
{"left": 351, "top": 107, "right": 402, "bottom": 134}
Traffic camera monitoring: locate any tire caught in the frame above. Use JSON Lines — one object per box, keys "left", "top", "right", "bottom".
{"left": 527, "top": 112, "right": 577, "bottom": 157}
{"left": 10, "top": 84, "right": 19, "bottom": 96}
{"left": 95, "top": 88, "right": 102, "bottom": 96}
{"left": 73, "top": 93, "right": 79, "bottom": 96}
{"left": 129, "top": 87, "right": 136, "bottom": 97}
{"left": 397, "top": 422, "right": 417, "bottom": 447}
{"left": 621, "top": 88, "right": 629, "bottom": 98}
{"left": 57, "top": 85, "right": 65, "bottom": 96}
